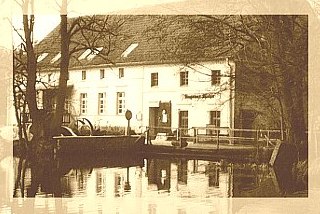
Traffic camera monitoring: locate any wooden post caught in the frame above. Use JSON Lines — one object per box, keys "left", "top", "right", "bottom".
{"left": 196, "top": 128, "right": 198, "bottom": 144}
{"left": 255, "top": 129, "right": 259, "bottom": 151}
{"left": 229, "top": 128, "right": 234, "bottom": 145}
{"left": 280, "top": 116, "right": 284, "bottom": 141}
{"left": 255, "top": 130, "right": 259, "bottom": 161}
{"left": 176, "top": 128, "right": 179, "bottom": 141}
{"left": 127, "top": 120, "right": 131, "bottom": 136}
{"left": 125, "top": 110, "right": 132, "bottom": 136}
{"left": 147, "top": 127, "right": 151, "bottom": 144}
{"left": 179, "top": 128, "right": 182, "bottom": 147}
{"left": 217, "top": 131, "right": 220, "bottom": 150}
{"left": 53, "top": 143, "right": 57, "bottom": 160}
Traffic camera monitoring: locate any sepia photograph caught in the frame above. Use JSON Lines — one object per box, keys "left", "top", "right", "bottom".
{"left": 1, "top": 0, "right": 320, "bottom": 213}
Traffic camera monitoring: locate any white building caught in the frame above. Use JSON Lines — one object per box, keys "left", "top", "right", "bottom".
{"left": 32, "top": 15, "right": 235, "bottom": 137}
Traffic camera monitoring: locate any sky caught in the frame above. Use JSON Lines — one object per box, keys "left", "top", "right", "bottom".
{"left": 2, "top": 0, "right": 185, "bottom": 49}
{"left": 2, "top": 0, "right": 320, "bottom": 49}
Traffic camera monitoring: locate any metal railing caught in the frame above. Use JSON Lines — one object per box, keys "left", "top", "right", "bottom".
{"left": 143, "top": 126, "right": 285, "bottom": 148}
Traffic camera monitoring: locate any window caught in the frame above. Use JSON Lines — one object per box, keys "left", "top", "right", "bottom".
{"left": 179, "top": 111, "right": 188, "bottom": 136}
{"left": 180, "top": 71, "right": 188, "bottom": 86}
{"left": 100, "top": 69, "right": 105, "bottom": 79}
{"left": 211, "top": 70, "right": 221, "bottom": 85}
{"left": 116, "top": 92, "right": 125, "bottom": 114}
{"left": 119, "top": 68, "right": 124, "bottom": 78}
{"left": 208, "top": 111, "right": 221, "bottom": 135}
{"left": 210, "top": 111, "right": 221, "bottom": 127}
{"left": 46, "top": 96, "right": 57, "bottom": 111}
{"left": 64, "top": 96, "right": 71, "bottom": 125}
{"left": 151, "top": 72, "right": 158, "bottom": 87}
{"left": 98, "top": 92, "right": 106, "bottom": 114}
{"left": 80, "top": 93, "right": 88, "bottom": 114}
{"left": 36, "top": 90, "right": 43, "bottom": 110}
{"left": 48, "top": 73, "right": 52, "bottom": 82}
{"left": 82, "top": 70, "right": 86, "bottom": 80}
{"left": 64, "top": 96, "right": 71, "bottom": 113}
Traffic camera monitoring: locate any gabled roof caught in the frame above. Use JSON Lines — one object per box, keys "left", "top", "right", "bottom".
{"left": 35, "top": 15, "right": 234, "bottom": 70}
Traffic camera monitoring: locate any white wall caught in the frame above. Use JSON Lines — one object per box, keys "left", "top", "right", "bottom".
{"left": 142, "top": 60, "right": 235, "bottom": 132}
{"left": 69, "top": 66, "right": 144, "bottom": 130}
{"left": 37, "top": 59, "right": 234, "bottom": 134}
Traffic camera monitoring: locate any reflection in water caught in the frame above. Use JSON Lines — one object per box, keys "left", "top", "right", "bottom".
{"left": 10, "top": 152, "right": 308, "bottom": 213}
{"left": 13, "top": 155, "right": 294, "bottom": 199}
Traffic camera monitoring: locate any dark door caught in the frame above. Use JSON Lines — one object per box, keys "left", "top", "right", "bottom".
{"left": 179, "top": 111, "right": 188, "bottom": 136}
{"left": 158, "top": 101, "right": 172, "bottom": 134}
{"left": 149, "top": 107, "right": 159, "bottom": 139}
{"left": 149, "top": 102, "right": 172, "bottom": 137}
{"left": 240, "top": 110, "right": 255, "bottom": 137}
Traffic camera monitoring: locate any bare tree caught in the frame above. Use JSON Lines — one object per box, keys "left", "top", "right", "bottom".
{"left": 13, "top": 1, "right": 125, "bottom": 155}
{"left": 13, "top": 1, "right": 127, "bottom": 197}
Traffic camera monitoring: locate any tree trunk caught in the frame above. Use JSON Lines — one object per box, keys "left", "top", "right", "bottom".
{"left": 50, "top": 14, "right": 69, "bottom": 136}
{"left": 23, "top": 14, "right": 38, "bottom": 120}
{"left": 22, "top": 10, "right": 47, "bottom": 155}
{"left": 274, "top": 16, "right": 307, "bottom": 145}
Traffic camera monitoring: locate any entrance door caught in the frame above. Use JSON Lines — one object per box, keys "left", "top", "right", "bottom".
{"left": 149, "top": 107, "right": 159, "bottom": 139}
{"left": 240, "top": 110, "right": 255, "bottom": 137}
{"left": 179, "top": 111, "right": 188, "bottom": 136}
{"left": 148, "top": 101, "right": 172, "bottom": 138}
{"left": 158, "top": 102, "right": 171, "bottom": 133}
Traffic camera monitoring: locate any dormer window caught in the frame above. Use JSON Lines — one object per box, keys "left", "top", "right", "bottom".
{"left": 37, "top": 53, "right": 48, "bottom": 62}
{"left": 78, "top": 47, "right": 103, "bottom": 60}
{"left": 51, "top": 53, "right": 61, "bottom": 63}
{"left": 121, "top": 43, "right": 138, "bottom": 58}
{"left": 87, "top": 47, "right": 103, "bottom": 60}
{"left": 78, "top": 49, "right": 91, "bottom": 60}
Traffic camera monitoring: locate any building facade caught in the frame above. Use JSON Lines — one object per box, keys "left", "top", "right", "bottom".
{"left": 36, "top": 58, "right": 235, "bottom": 137}
{"left": 15, "top": 15, "right": 236, "bottom": 138}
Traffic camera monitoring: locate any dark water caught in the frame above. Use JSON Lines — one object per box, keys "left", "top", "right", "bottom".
{"left": 12, "top": 152, "right": 300, "bottom": 199}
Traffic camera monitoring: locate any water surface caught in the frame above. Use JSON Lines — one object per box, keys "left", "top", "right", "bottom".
{"left": 13, "top": 154, "right": 287, "bottom": 198}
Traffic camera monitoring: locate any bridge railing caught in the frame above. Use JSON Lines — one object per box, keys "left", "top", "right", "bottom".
{"left": 144, "top": 126, "right": 285, "bottom": 148}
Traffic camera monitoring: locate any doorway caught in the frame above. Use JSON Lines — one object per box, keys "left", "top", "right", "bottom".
{"left": 179, "top": 111, "right": 188, "bottom": 136}
{"left": 149, "top": 101, "right": 172, "bottom": 138}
